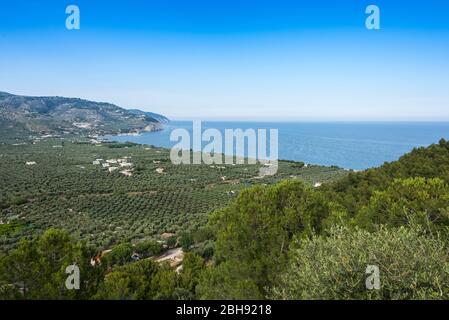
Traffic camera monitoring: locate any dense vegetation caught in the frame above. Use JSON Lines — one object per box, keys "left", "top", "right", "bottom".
{"left": 0, "top": 136, "right": 345, "bottom": 252}
{"left": 1, "top": 135, "right": 449, "bottom": 300}
{"left": 195, "top": 140, "right": 449, "bottom": 300}
{"left": 0, "top": 228, "right": 203, "bottom": 300}
{"left": 271, "top": 224, "right": 449, "bottom": 300}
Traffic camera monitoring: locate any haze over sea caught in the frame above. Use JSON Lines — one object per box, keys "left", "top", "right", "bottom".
{"left": 104, "top": 121, "right": 449, "bottom": 170}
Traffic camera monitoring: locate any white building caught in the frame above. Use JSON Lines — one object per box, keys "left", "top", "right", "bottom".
{"left": 120, "top": 162, "right": 133, "bottom": 167}
{"left": 120, "top": 170, "right": 133, "bottom": 177}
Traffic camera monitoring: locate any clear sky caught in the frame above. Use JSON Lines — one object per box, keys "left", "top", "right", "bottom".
{"left": 1, "top": 0, "right": 449, "bottom": 121}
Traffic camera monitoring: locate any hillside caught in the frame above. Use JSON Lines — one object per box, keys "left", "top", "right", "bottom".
{"left": 2, "top": 91, "right": 448, "bottom": 299}
{"left": 0, "top": 137, "right": 346, "bottom": 251}
{"left": 1, "top": 136, "right": 448, "bottom": 299}
{"left": 0, "top": 91, "right": 166, "bottom": 135}
{"left": 321, "top": 138, "right": 449, "bottom": 215}
{"left": 196, "top": 139, "right": 449, "bottom": 299}
{"left": 128, "top": 109, "right": 169, "bottom": 123}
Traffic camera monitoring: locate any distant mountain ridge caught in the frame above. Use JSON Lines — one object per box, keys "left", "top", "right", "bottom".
{"left": 0, "top": 91, "right": 168, "bottom": 135}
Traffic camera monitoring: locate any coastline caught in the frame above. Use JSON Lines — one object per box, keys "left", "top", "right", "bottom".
{"left": 99, "top": 121, "right": 449, "bottom": 171}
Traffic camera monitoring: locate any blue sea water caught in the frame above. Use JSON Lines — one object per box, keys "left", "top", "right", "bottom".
{"left": 103, "top": 121, "right": 449, "bottom": 170}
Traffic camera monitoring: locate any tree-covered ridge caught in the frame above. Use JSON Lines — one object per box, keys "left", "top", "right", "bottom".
{"left": 1, "top": 139, "right": 449, "bottom": 300}
{"left": 0, "top": 91, "right": 165, "bottom": 135}
{"left": 197, "top": 140, "right": 449, "bottom": 299}
{"left": 322, "top": 138, "right": 449, "bottom": 215}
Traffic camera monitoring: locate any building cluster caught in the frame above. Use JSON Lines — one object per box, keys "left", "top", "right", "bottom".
{"left": 92, "top": 157, "right": 134, "bottom": 176}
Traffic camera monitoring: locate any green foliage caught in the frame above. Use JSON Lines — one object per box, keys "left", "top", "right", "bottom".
{"left": 165, "top": 236, "right": 177, "bottom": 248}
{"left": 356, "top": 177, "right": 449, "bottom": 230}
{"left": 271, "top": 224, "right": 449, "bottom": 300}
{"left": 0, "top": 220, "right": 24, "bottom": 237}
{"left": 104, "top": 142, "right": 139, "bottom": 149}
{"left": 201, "top": 180, "right": 335, "bottom": 298}
{"left": 180, "top": 252, "right": 205, "bottom": 293}
{"left": 198, "top": 140, "right": 449, "bottom": 300}
{"left": 0, "top": 228, "right": 194, "bottom": 300}
{"left": 196, "top": 261, "right": 263, "bottom": 300}
{"left": 323, "top": 139, "right": 449, "bottom": 216}
{"left": 0, "top": 229, "right": 102, "bottom": 299}
{"left": 103, "top": 243, "right": 133, "bottom": 267}
{"left": 4, "top": 132, "right": 449, "bottom": 300}
{"left": 192, "top": 226, "right": 215, "bottom": 243}
{"left": 0, "top": 138, "right": 343, "bottom": 251}
{"left": 134, "top": 240, "right": 164, "bottom": 258}
{"left": 94, "top": 259, "right": 179, "bottom": 300}
{"left": 192, "top": 240, "right": 214, "bottom": 260}
{"left": 179, "top": 232, "right": 194, "bottom": 252}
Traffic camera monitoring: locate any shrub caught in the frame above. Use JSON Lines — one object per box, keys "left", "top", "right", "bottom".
{"left": 94, "top": 259, "right": 178, "bottom": 300}
{"left": 356, "top": 177, "right": 449, "bottom": 230}
{"left": 179, "top": 232, "right": 194, "bottom": 251}
{"left": 271, "top": 224, "right": 449, "bottom": 300}
{"left": 134, "top": 240, "right": 164, "bottom": 258}
{"left": 103, "top": 243, "right": 133, "bottom": 267}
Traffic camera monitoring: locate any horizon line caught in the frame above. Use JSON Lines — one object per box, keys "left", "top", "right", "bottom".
{"left": 3, "top": 90, "right": 449, "bottom": 123}
{"left": 168, "top": 118, "right": 449, "bottom": 123}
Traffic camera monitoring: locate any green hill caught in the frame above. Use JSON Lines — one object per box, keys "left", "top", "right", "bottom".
{"left": 0, "top": 91, "right": 165, "bottom": 135}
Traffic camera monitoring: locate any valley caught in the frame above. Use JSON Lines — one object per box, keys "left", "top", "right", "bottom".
{"left": 0, "top": 134, "right": 347, "bottom": 252}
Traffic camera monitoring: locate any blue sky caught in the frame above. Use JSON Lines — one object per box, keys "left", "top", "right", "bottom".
{"left": 1, "top": 0, "right": 449, "bottom": 120}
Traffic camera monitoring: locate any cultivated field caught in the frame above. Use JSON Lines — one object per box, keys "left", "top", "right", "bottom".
{"left": 0, "top": 136, "right": 347, "bottom": 251}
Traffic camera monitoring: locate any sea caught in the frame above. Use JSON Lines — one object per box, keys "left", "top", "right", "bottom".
{"left": 103, "top": 121, "right": 449, "bottom": 170}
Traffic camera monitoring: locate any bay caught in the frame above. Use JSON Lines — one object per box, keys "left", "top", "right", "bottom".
{"left": 103, "top": 121, "right": 449, "bottom": 170}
